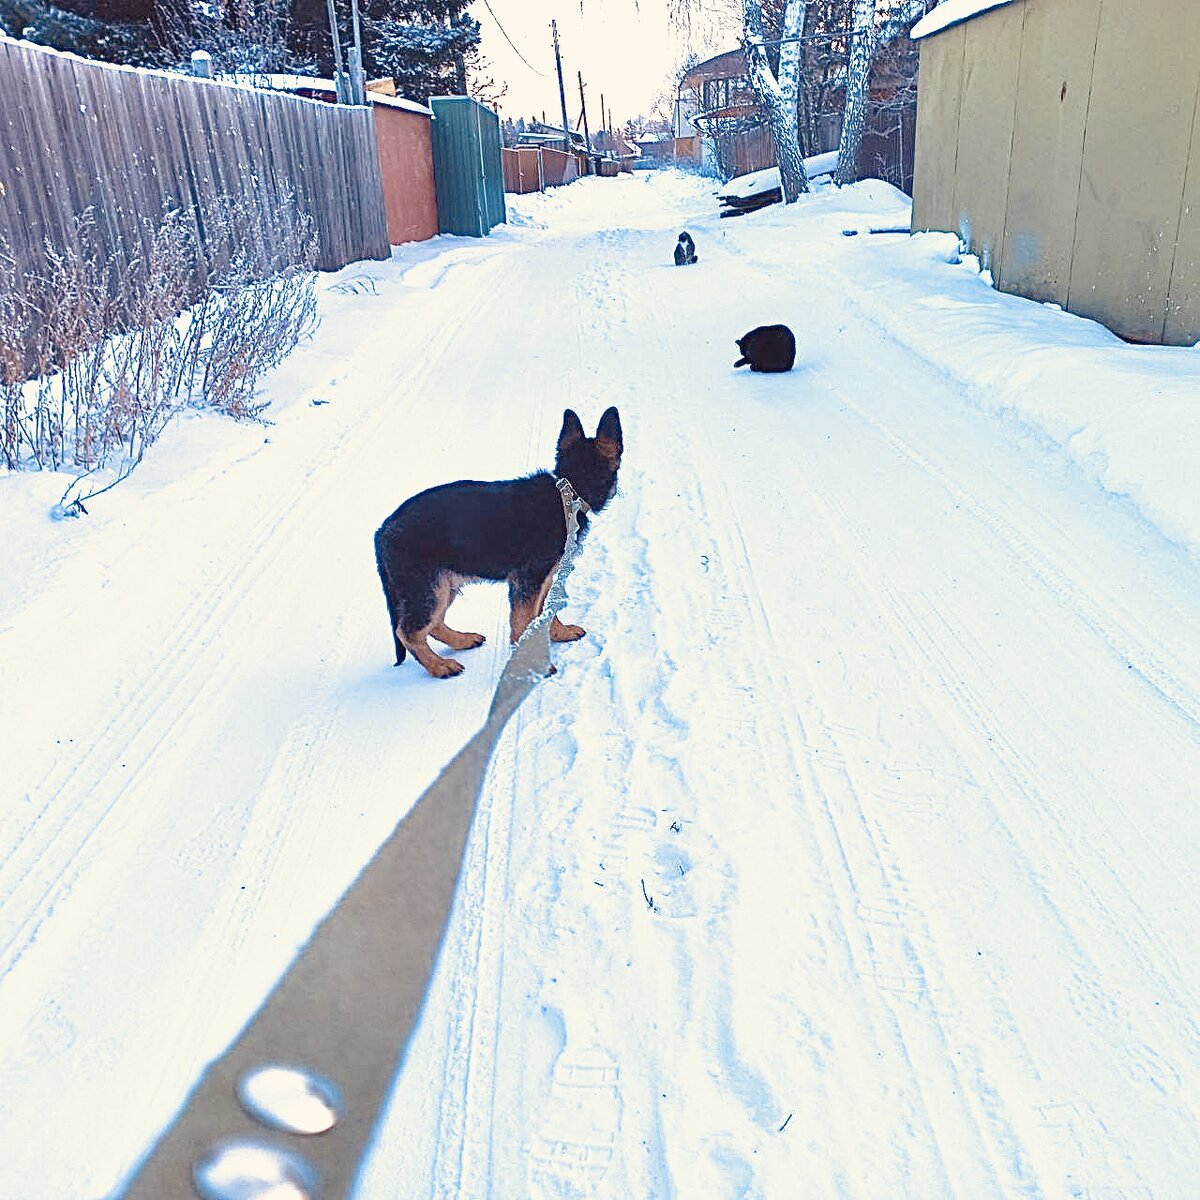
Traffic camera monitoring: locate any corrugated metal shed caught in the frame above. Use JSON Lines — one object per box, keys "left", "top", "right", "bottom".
{"left": 911, "top": 0, "right": 1200, "bottom": 345}
{"left": 429, "top": 96, "right": 506, "bottom": 238}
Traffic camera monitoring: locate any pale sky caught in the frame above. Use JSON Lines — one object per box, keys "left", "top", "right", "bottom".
{"left": 471, "top": 1, "right": 742, "bottom": 128}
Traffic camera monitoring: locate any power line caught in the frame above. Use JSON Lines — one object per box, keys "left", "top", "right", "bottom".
{"left": 480, "top": 0, "right": 548, "bottom": 77}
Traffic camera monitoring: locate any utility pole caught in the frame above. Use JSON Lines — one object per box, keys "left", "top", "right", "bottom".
{"left": 348, "top": 0, "right": 366, "bottom": 104}
{"left": 550, "top": 20, "right": 572, "bottom": 155}
{"left": 578, "top": 71, "right": 592, "bottom": 168}
{"left": 325, "top": 0, "right": 349, "bottom": 103}
{"left": 600, "top": 90, "right": 606, "bottom": 154}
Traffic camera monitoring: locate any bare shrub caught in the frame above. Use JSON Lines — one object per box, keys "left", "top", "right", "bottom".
{"left": 0, "top": 244, "right": 29, "bottom": 469}
{"left": 0, "top": 190, "right": 319, "bottom": 511}
{"left": 192, "top": 193, "right": 319, "bottom": 419}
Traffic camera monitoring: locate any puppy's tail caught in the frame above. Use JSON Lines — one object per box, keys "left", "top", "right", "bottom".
{"left": 374, "top": 528, "right": 406, "bottom": 665}
{"left": 733, "top": 355, "right": 748, "bottom": 368}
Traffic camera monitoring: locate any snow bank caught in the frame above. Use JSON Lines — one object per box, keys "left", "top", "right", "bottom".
{"left": 719, "top": 166, "right": 781, "bottom": 200}
{"left": 717, "top": 151, "right": 839, "bottom": 201}
{"left": 710, "top": 177, "right": 1200, "bottom": 555}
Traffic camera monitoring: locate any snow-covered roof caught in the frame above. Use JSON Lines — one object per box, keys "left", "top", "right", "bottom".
{"left": 911, "top": 0, "right": 1019, "bottom": 40}
{"left": 232, "top": 73, "right": 433, "bottom": 115}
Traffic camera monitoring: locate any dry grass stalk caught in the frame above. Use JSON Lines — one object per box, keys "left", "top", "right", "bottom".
{"left": 0, "top": 191, "right": 319, "bottom": 510}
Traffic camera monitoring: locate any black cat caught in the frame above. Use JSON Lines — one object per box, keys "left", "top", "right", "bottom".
{"left": 733, "top": 324, "right": 795, "bottom": 373}
{"left": 673, "top": 231, "right": 698, "bottom": 266}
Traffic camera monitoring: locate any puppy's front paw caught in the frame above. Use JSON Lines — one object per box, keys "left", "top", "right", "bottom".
{"left": 426, "top": 657, "right": 465, "bottom": 679}
{"left": 550, "top": 617, "right": 586, "bottom": 643}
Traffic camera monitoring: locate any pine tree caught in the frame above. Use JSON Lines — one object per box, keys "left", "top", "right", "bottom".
{"left": 0, "top": 1, "right": 481, "bottom": 102}
{"left": 0, "top": 0, "right": 156, "bottom": 64}
{"left": 356, "top": 2, "right": 478, "bottom": 100}
{"left": 294, "top": 1, "right": 478, "bottom": 100}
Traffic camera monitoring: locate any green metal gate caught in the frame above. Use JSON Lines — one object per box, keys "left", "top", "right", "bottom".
{"left": 429, "top": 96, "right": 506, "bottom": 237}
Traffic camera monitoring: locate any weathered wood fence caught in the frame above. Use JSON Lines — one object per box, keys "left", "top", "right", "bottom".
{"left": 539, "top": 147, "right": 583, "bottom": 187}
{"left": 0, "top": 35, "right": 389, "bottom": 284}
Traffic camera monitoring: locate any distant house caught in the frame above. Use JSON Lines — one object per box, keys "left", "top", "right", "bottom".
{"left": 592, "top": 129, "right": 640, "bottom": 171}
{"left": 516, "top": 121, "right": 589, "bottom": 154}
{"left": 676, "top": 50, "right": 774, "bottom": 177}
{"left": 911, "top": 0, "right": 1200, "bottom": 345}
{"left": 677, "top": 43, "right": 920, "bottom": 189}
{"left": 635, "top": 133, "right": 675, "bottom": 164}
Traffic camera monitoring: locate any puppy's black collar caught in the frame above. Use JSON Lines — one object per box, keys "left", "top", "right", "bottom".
{"left": 554, "top": 474, "right": 591, "bottom": 517}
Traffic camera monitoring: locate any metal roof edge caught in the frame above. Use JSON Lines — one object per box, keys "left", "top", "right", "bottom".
{"left": 911, "top": 0, "right": 1021, "bottom": 41}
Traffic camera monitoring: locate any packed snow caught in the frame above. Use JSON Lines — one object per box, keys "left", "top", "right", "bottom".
{"left": 2, "top": 170, "right": 1200, "bottom": 1199}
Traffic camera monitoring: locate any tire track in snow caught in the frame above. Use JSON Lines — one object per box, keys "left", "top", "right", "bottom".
{"left": 0, "top": 260, "right": 502, "bottom": 994}
{"left": 680, "top": 441, "right": 1014, "bottom": 1196}
{"left": 427, "top": 385, "right": 565, "bottom": 1196}
{"left": 830, "top": 387, "right": 1200, "bottom": 735}
{"left": 803, "top": 440, "right": 1196, "bottom": 1196}
{"left": 615, "top": 226, "right": 1030, "bottom": 1195}
{"left": 691, "top": 226, "right": 1197, "bottom": 1195}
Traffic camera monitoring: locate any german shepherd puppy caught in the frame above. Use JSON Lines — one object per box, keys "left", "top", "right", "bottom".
{"left": 734, "top": 324, "right": 796, "bottom": 372}
{"left": 374, "top": 408, "right": 623, "bottom": 678}
{"left": 674, "top": 231, "right": 698, "bottom": 266}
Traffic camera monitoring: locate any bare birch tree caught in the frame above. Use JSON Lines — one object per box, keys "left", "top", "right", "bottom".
{"left": 835, "top": 0, "right": 932, "bottom": 185}
{"left": 743, "top": 0, "right": 809, "bottom": 200}
{"left": 834, "top": 0, "right": 874, "bottom": 184}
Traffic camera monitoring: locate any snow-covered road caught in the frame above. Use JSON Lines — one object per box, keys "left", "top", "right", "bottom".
{"left": 3, "top": 173, "right": 1199, "bottom": 1198}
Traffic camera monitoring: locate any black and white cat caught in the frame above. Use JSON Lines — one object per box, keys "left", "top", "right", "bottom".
{"left": 673, "top": 231, "right": 698, "bottom": 266}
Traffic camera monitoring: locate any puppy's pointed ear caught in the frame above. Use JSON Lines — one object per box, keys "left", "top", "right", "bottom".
{"left": 596, "top": 406, "right": 622, "bottom": 451}
{"left": 595, "top": 407, "right": 623, "bottom": 469}
{"left": 558, "top": 409, "right": 584, "bottom": 454}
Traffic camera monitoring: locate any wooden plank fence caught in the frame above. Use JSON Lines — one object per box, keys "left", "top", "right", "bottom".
{"left": 0, "top": 35, "right": 389, "bottom": 284}
{"left": 501, "top": 146, "right": 543, "bottom": 194}
{"left": 501, "top": 146, "right": 591, "bottom": 194}
{"left": 539, "top": 147, "right": 582, "bottom": 187}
